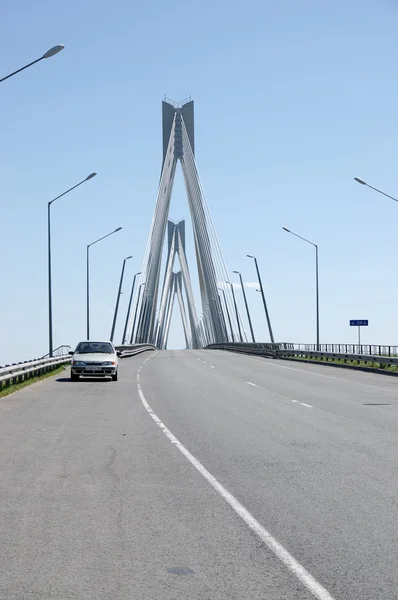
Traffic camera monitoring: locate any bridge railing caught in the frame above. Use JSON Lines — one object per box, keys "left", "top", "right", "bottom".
{"left": 283, "top": 343, "right": 398, "bottom": 356}
{"left": 206, "top": 342, "right": 398, "bottom": 372}
{"left": 279, "top": 347, "right": 398, "bottom": 369}
{"left": 207, "top": 342, "right": 398, "bottom": 358}
{"left": 41, "top": 345, "right": 72, "bottom": 359}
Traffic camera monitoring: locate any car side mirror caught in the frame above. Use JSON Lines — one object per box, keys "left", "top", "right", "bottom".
{"left": 68, "top": 351, "right": 74, "bottom": 356}
{"left": 116, "top": 351, "right": 122, "bottom": 357}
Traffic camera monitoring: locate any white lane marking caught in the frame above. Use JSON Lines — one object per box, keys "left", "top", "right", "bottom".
{"left": 212, "top": 351, "right": 395, "bottom": 393}
{"left": 203, "top": 361, "right": 207, "bottom": 364}
{"left": 292, "top": 399, "right": 313, "bottom": 408}
{"left": 137, "top": 358, "right": 336, "bottom": 600}
{"left": 210, "top": 365, "right": 215, "bottom": 369}
{"left": 244, "top": 381, "right": 313, "bottom": 408}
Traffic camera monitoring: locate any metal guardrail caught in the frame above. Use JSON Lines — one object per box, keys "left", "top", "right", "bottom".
{"left": 206, "top": 343, "right": 398, "bottom": 372}
{"left": 115, "top": 344, "right": 157, "bottom": 357}
{"left": 0, "top": 355, "right": 72, "bottom": 389}
{"left": 206, "top": 342, "right": 280, "bottom": 358}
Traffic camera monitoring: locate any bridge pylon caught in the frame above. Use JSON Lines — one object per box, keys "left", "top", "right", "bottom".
{"left": 130, "top": 98, "right": 239, "bottom": 347}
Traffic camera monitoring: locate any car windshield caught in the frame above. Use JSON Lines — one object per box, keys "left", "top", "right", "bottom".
{"left": 74, "top": 342, "right": 114, "bottom": 354}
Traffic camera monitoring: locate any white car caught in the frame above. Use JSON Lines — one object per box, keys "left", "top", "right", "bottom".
{"left": 70, "top": 341, "right": 120, "bottom": 381}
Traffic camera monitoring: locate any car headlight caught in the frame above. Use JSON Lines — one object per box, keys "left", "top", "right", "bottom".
{"left": 102, "top": 361, "right": 116, "bottom": 365}
{"left": 72, "top": 361, "right": 86, "bottom": 366}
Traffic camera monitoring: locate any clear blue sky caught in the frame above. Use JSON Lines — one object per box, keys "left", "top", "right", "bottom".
{"left": 2, "top": 0, "right": 398, "bottom": 364}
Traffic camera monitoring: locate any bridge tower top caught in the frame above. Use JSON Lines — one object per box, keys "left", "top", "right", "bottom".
{"left": 163, "top": 95, "right": 192, "bottom": 108}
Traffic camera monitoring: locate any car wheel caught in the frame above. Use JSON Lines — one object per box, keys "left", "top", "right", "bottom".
{"left": 112, "top": 371, "right": 118, "bottom": 382}
{"left": 71, "top": 373, "right": 79, "bottom": 381}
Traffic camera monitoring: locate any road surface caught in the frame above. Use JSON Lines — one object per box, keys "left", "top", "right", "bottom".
{"left": 1, "top": 349, "right": 398, "bottom": 599}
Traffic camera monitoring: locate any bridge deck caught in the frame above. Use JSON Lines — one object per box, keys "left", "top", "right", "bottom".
{"left": 1, "top": 350, "right": 398, "bottom": 599}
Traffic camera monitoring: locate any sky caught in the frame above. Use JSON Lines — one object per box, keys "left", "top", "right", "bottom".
{"left": 1, "top": 0, "right": 398, "bottom": 364}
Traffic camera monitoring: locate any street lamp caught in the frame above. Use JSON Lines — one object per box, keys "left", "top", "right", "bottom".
{"left": 122, "top": 271, "right": 141, "bottom": 344}
{"left": 226, "top": 281, "right": 243, "bottom": 342}
{"left": 130, "top": 282, "right": 146, "bottom": 344}
{"left": 218, "top": 287, "right": 234, "bottom": 342}
{"left": 1, "top": 45, "right": 65, "bottom": 83}
{"left": 233, "top": 271, "right": 255, "bottom": 342}
{"left": 247, "top": 255, "right": 274, "bottom": 343}
{"left": 86, "top": 227, "right": 122, "bottom": 340}
{"left": 47, "top": 172, "right": 97, "bottom": 357}
{"left": 354, "top": 177, "right": 398, "bottom": 203}
{"left": 110, "top": 256, "right": 132, "bottom": 342}
{"left": 282, "top": 227, "right": 319, "bottom": 350}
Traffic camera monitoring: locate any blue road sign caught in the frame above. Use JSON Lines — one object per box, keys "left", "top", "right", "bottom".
{"left": 350, "top": 320, "right": 368, "bottom": 327}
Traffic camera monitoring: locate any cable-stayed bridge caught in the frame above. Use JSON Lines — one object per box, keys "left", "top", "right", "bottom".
{"left": 3, "top": 98, "right": 398, "bottom": 600}
{"left": 128, "top": 97, "right": 242, "bottom": 349}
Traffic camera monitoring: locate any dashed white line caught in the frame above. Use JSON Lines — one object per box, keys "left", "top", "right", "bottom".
{"left": 291, "top": 400, "right": 313, "bottom": 408}
{"left": 210, "top": 365, "right": 215, "bottom": 369}
{"left": 245, "top": 381, "right": 313, "bottom": 408}
{"left": 137, "top": 356, "right": 336, "bottom": 600}
{"left": 216, "top": 350, "right": 396, "bottom": 393}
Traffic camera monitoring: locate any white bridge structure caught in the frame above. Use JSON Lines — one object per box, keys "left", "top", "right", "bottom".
{"left": 128, "top": 98, "right": 245, "bottom": 349}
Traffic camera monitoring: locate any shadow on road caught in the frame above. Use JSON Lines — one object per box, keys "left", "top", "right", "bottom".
{"left": 56, "top": 377, "right": 112, "bottom": 383}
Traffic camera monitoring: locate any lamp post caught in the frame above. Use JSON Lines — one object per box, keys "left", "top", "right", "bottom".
{"left": 218, "top": 287, "right": 234, "bottom": 341}
{"left": 233, "top": 270, "right": 255, "bottom": 342}
{"left": 247, "top": 255, "right": 274, "bottom": 343}
{"left": 130, "top": 283, "right": 145, "bottom": 344}
{"left": 282, "top": 227, "right": 319, "bottom": 350}
{"left": 47, "top": 172, "right": 97, "bottom": 357}
{"left": 1, "top": 45, "right": 64, "bottom": 83}
{"left": 226, "top": 281, "right": 243, "bottom": 342}
{"left": 86, "top": 227, "right": 122, "bottom": 340}
{"left": 110, "top": 256, "right": 132, "bottom": 342}
{"left": 122, "top": 271, "right": 141, "bottom": 344}
{"left": 354, "top": 177, "right": 398, "bottom": 203}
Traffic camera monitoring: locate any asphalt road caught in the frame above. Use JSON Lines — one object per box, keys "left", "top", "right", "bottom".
{"left": 2, "top": 350, "right": 398, "bottom": 599}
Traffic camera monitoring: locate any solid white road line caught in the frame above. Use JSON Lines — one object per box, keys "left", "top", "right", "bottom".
{"left": 137, "top": 356, "right": 336, "bottom": 600}
{"left": 246, "top": 381, "right": 258, "bottom": 387}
